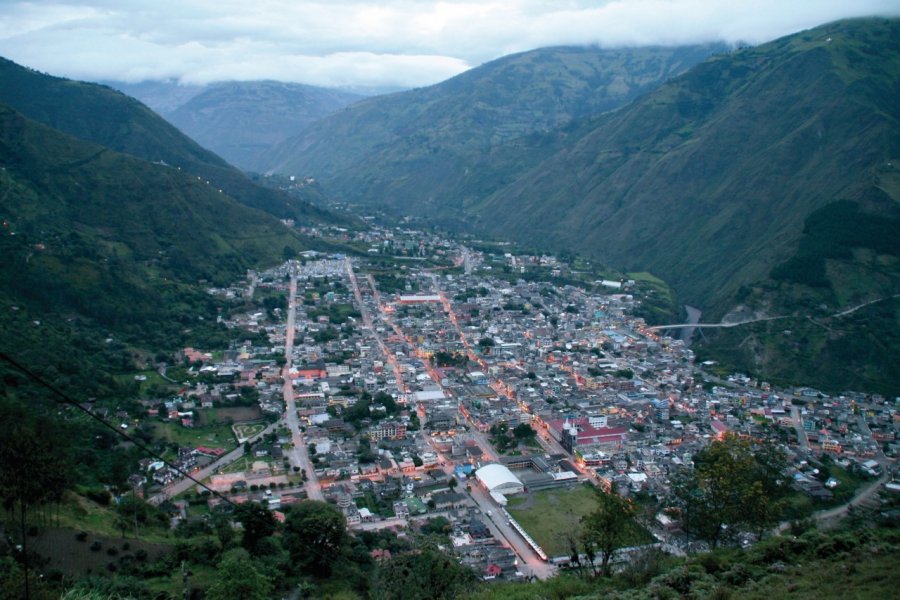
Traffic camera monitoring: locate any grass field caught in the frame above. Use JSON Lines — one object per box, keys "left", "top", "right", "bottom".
{"left": 152, "top": 420, "right": 235, "bottom": 450}
{"left": 506, "top": 484, "right": 599, "bottom": 558}
{"left": 114, "top": 369, "right": 170, "bottom": 395}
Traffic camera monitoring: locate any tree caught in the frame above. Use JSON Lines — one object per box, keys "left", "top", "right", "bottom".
{"left": 205, "top": 549, "right": 273, "bottom": 600}
{"left": 512, "top": 423, "right": 536, "bottom": 441}
{"left": 210, "top": 509, "right": 236, "bottom": 551}
{"left": 673, "top": 434, "right": 787, "bottom": 549}
{"left": 0, "top": 557, "right": 54, "bottom": 600}
{"left": 283, "top": 501, "right": 347, "bottom": 577}
{"left": 477, "top": 337, "right": 495, "bottom": 349}
{"left": 370, "top": 543, "right": 477, "bottom": 600}
{"left": 234, "top": 502, "right": 277, "bottom": 556}
{"left": 0, "top": 415, "right": 71, "bottom": 600}
{"left": 580, "top": 489, "right": 641, "bottom": 577}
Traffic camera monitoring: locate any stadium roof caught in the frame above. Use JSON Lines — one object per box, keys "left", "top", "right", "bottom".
{"left": 475, "top": 463, "right": 523, "bottom": 492}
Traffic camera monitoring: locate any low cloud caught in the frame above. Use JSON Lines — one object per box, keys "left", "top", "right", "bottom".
{"left": 0, "top": 0, "right": 897, "bottom": 88}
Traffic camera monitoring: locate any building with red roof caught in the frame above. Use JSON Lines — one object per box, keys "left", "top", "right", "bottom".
{"left": 548, "top": 417, "right": 628, "bottom": 453}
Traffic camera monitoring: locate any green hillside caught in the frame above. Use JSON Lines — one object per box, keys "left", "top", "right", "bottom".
{"left": 0, "top": 57, "right": 345, "bottom": 225}
{"left": 473, "top": 520, "right": 900, "bottom": 600}
{"left": 259, "top": 44, "right": 723, "bottom": 213}
{"left": 695, "top": 200, "right": 900, "bottom": 395}
{"left": 462, "top": 18, "right": 900, "bottom": 393}
{"left": 0, "top": 102, "right": 309, "bottom": 343}
{"left": 473, "top": 18, "right": 900, "bottom": 308}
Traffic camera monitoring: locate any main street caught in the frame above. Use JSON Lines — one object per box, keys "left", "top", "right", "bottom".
{"left": 360, "top": 271, "right": 554, "bottom": 578}
{"left": 282, "top": 273, "right": 324, "bottom": 501}
{"left": 791, "top": 404, "right": 810, "bottom": 452}
{"left": 345, "top": 258, "right": 408, "bottom": 394}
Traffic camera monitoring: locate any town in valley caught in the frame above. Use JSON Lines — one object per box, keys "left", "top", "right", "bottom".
{"left": 120, "top": 222, "right": 897, "bottom": 582}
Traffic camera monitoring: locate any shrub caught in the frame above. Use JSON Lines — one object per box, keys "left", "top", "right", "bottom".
{"left": 75, "top": 531, "right": 88, "bottom": 542}
{"left": 90, "top": 541, "right": 102, "bottom": 552}
{"left": 85, "top": 488, "right": 112, "bottom": 506}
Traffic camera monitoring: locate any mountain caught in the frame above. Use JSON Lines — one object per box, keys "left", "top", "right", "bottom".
{"left": 0, "top": 58, "right": 345, "bottom": 225}
{"left": 258, "top": 44, "right": 724, "bottom": 210}
{"left": 102, "top": 79, "right": 205, "bottom": 114}
{"left": 469, "top": 19, "right": 900, "bottom": 312}
{"left": 0, "top": 102, "right": 311, "bottom": 327}
{"left": 112, "top": 80, "right": 361, "bottom": 170}
{"left": 475, "top": 18, "right": 898, "bottom": 393}
{"left": 262, "top": 19, "right": 898, "bottom": 392}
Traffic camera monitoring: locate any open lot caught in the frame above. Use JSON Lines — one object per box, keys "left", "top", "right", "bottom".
{"left": 200, "top": 405, "right": 263, "bottom": 424}
{"left": 152, "top": 420, "right": 235, "bottom": 450}
{"left": 27, "top": 527, "right": 171, "bottom": 578}
{"left": 506, "top": 484, "right": 599, "bottom": 558}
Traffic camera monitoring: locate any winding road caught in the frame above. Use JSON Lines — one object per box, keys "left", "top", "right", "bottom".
{"left": 650, "top": 294, "right": 900, "bottom": 332}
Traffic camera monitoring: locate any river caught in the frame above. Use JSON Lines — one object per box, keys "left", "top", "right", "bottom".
{"left": 680, "top": 305, "right": 702, "bottom": 346}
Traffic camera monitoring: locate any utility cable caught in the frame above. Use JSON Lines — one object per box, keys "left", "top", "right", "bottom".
{"left": 0, "top": 351, "right": 238, "bottom": 508}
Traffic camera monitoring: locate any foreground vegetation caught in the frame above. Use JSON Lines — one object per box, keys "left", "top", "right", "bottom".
{"left": 3, "top": 485, "right": 898, "bottom": 599}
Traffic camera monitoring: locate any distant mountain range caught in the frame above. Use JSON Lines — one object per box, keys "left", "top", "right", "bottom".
{"left": 257, "top": 43, "right": 723, "bottom": 202}
{"left": 258, "top": 19, "right": 900, "bottom": 393}
{"left": 0, "top": 58, "right": 348, "bottom": 225}
{"left": 108, "top": 79, "right": 361, "bottom": 170}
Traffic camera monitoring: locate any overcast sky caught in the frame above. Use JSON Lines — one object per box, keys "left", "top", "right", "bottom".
{"left": 1, "top": 1, "right": 898, "bottom": 89}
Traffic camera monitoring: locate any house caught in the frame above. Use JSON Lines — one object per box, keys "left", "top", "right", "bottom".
{"left": 393, "top": 500, "right": 410, "bottom": 519}
{"left": 484, "top": 564, "right": 502, "bottom": 580}
{"left": 432, "top": 492, "right": 468, "bottom": 510}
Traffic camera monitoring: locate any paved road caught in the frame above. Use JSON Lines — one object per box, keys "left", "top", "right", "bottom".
{"left": 791, "top": 405, "right": 809, "bottom": 452}
{"left": 776, "top": 472, "right": 890, "bottom": 533}
{"left": 345, "top": 258, "right": 408, "bottom": 393}
{"left": 653, "top": 294, "right": 900, "bottom": 331}
{"left": 282, "top": 274, "right": 324, "bottom": 501}
{"left": 467, "top": 484, "right": 556, "bottom": 579}
{"left": 811, "top": 472, "right": 889, "bottom": 522}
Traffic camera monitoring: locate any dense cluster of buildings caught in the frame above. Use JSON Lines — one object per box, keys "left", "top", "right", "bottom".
{"left": 129, "top": 226, "right": 896, "bottom": 579}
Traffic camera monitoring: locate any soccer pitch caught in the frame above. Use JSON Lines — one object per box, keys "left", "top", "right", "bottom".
{"left": 506, "top": 484, "right": 599, "bottom": 558}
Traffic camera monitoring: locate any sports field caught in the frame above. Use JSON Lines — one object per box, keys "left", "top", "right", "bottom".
{"left": 506, "top": 484, "right": 598, "bottom": 558}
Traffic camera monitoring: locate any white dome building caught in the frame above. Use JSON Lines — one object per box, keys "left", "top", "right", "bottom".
{"left": 475, "top": 463, "right": 524, "bottom": 496}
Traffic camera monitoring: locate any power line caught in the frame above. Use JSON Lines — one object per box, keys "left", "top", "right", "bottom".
{"left": 0, "top": 351, "right": 238, "bottom": 508}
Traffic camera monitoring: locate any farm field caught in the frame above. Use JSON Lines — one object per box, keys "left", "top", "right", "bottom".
{"left": 28, "top": 527, "right": 170, "bottom": 577}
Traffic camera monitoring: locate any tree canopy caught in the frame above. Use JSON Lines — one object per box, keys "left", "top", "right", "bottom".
{"left": 283, "top": 501, "right": 348, "bottom": 577}
{"left": 673, "top": 434, "right": 788, "bottom": 548}
{"left": 234, "top": 502, "right": 278, "bottom": 556}
{"left": 205, "top": 549, "right": 273, "bottom": 600}
{"left": 370, "top": 543, "right": 477, "bottom": 600}
{"left": 580, "top": 489, "right": 642, "bottom": 577}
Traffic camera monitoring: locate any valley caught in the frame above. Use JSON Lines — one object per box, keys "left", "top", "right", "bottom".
{"left": 0, "top": 13, "right": 898, "bottom": 600}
